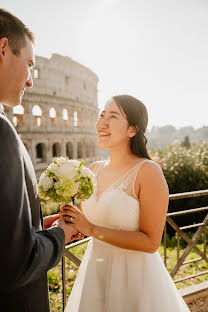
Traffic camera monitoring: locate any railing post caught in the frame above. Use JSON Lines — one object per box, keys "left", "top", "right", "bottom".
{"left": 177, "top": 233, "right": 180, "bottom": 261}
{"left": 62, "top": 254, "right": 66, "bottom": 311}
{"left": 204, "top": 227, "right": 207, "bottom": 257}
{"left": 164, "top": 222, "right": 167, "bottom": 266}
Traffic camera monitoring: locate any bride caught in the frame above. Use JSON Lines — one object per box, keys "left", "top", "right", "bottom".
{"left": 61, "top": 95, "right": 190, "bottom": 311}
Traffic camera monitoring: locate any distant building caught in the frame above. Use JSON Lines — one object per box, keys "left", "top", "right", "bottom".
{"left": 5, "top": 54, "right": 100, "bottom": 178}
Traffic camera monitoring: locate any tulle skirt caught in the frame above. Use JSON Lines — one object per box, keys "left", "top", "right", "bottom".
{"left": 65, "top": 239, "right": 190, "bottom": 312}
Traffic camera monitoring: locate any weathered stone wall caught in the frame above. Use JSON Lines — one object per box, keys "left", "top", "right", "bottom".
{"left": 5, "top": 54, "right": 100, "bottom": 178}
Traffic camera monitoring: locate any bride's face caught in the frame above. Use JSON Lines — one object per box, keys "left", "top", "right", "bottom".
{"left": 96, "top": 99, "right": 135, "bottom": 149}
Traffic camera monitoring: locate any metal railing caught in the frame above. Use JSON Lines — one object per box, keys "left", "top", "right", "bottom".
{"left": 62, "top": 237, "right": 92, "bottom": 309}
{"left": 164, "top": 189, "right": 208, "bottom": 283}
{"left": 61, "top": 189, "right": 208, "bottom": 310}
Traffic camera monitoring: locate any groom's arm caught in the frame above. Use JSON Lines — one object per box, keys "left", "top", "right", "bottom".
{"left": 0, "top": 116, "right": 66, "bottom": 292}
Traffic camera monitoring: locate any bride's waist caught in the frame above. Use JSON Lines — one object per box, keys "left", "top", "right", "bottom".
{"left": 91, "top": 238, "right": 142, "bottom": 255}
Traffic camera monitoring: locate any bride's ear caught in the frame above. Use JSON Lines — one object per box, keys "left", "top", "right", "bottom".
{"left": 128, "top": 125, "right": 138, "bottom": 138}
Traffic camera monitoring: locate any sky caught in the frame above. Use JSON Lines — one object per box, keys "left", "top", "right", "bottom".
{"left": 1, "top": 0, "right": 208, "bottom": 130}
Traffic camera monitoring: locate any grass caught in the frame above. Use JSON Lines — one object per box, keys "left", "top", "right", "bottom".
{"left": 48, "top": 240, "right": 208, "bottom": 311}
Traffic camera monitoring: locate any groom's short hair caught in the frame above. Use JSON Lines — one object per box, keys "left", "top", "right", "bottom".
{"left": 0, "top": 9, "right": 35, "bottom": 56}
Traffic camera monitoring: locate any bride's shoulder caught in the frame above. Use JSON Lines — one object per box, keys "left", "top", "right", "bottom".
{"left": 88, "top": 160, "right": 105, "bottom": 172}
{"left": 137, "top": 159, "right": 163, "bottom": 180}
{"left": 141, "top": 158, "right": 161, "bottom": 168}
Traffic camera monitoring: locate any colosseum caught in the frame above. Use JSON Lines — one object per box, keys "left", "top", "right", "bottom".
{"left": 4, "top": 53, "right": 100, "bottom": 178}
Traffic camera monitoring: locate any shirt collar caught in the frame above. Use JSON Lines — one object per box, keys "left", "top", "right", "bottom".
{"left": 0, "top": 104, "right": 4, "bottom": 114}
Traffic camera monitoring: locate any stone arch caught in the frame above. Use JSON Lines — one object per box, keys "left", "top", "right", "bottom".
{"left": 62, "top": 108, "right": 68, "bottom": 121}
{"left": 86, "top": 142, "right": 91, "bottom": 157}
{"left": 32, "top": 104, "right": 43, "bottom": 127}
{"left": 49, "top": 107, "right": 56, "bottom": 118}
{"left": 36, "top": 143, "right": 46, "bottom": 163}
{"left": 89, "top": 141, "right": 94, "bottom": 157}
{"left": 66, "top": 142, "right": 74, "bottom": 159}
{"left": 73, "top": 111, "right": 78, "bottom": 127}
{"left": 49, "top": 107, "right": 58, "bottom": 127}
{"left": 62, "top": 108, "right": 71, "bottom": 127}
{"left": 82, "top": 141, "right": 87, "bottom": 158}
{"left": 52, "top": 143, "right": 61, "bottom": 157}
{"left": 77, "top": 142, "right": 83, "bottom": 159}
{"left": 12, "top": 104, "right": 25, "bottom": 127}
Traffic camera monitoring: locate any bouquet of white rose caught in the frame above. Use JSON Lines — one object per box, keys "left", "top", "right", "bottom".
{"left": 38, "top": 157, "right": 95, "bottom": 205}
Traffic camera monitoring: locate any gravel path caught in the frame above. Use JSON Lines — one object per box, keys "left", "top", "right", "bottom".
{"left": 188, "top": 296, "right": 208, "bottom": 312}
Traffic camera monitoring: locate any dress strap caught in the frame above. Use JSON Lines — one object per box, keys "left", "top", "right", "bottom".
{"left": 106, "top": 159, "right": 149, "bottom": 197}
{"left": 113, "top": 159, "right": 150, "bottom": 199}
{"left": 92, "top": 161, "right": 105, "bottom": 176}
{"left": 132, "top": 159, "right": 151, "bottom": 198}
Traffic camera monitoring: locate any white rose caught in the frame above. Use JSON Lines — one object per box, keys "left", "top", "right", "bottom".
{"left": 39, "top": 172, "right": 54, "bottom": 191}
{"left": 81, "top": 167, "right": 95, "bottom": 180}
{"left": 52, "top": 163, "right": 78, "bottom": 179}
{"left": 55, "top": 157, "right": 69, "bottom": 166}
{"left": 48, "top": 163, "right": 58, "bottom": 174}
{"left": 68, "top": 159, "right": 80, "bottom": 167}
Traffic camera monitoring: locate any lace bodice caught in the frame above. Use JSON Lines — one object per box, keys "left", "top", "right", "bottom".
{"left": 82, "top": 160, "right": 149, "bottom": 231}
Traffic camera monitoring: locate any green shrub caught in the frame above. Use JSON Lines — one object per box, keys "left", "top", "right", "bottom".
{"left": 151, "top": 141, "right": 208, "bottom": 193}
{"left": 151, "top": 142, "right": 208, "bottom": 236}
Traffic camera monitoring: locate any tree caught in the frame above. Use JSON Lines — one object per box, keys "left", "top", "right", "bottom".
{"left": 181, "top": 136, "right": 191, "bottom": 149}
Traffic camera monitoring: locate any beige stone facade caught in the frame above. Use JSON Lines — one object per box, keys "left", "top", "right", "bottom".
{"left": 5, "top": 54, "right": 100, "bottom": 178}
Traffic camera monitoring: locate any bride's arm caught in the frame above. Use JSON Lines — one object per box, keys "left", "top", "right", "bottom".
{"left": 60, "top": 161, "right": 169, "bottom": 253}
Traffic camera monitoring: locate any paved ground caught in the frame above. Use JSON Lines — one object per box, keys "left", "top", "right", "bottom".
{"left": 188, "top": 296, "right": 208, "bottom": 312}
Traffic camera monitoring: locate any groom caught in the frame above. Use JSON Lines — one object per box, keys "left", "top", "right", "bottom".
{"left": 0, "top": 9, "right": 80, "bottom": 311}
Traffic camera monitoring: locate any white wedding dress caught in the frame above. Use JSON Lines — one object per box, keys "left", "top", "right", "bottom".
{"left": 65, "top": 160, "right": 190, "bottom": 312}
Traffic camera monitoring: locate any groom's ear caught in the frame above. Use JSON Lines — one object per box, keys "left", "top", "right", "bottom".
{"left": 0, "top": 38, "right": 9, "bottom": 63}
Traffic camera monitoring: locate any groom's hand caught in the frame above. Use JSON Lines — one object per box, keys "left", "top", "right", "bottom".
{"left": 43, "top": 214, "right": 61, "bottom": 229}
{"left": 51, "top": 217, "right": 79, "bottom": 244}
{"left": 70, "top": 232, "right": 85, "bottom": 242}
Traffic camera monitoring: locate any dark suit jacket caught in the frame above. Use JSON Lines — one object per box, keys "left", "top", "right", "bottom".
{"left": 0, "top": 113, "right": 65, "bottom": 311}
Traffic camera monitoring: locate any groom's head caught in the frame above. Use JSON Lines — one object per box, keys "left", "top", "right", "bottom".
{"left": 0, "top": 9, "right": 35, "bottom": 107}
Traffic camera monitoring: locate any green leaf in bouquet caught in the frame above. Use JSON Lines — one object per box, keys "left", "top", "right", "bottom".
{"left": 78, "top": 160, "right": 85, "bottom": 175}
{"left": 52, "top": 157, "right": 58, "bottom": 164}
{"left": 45, "top": 169, "right": 56, "bottom": 178}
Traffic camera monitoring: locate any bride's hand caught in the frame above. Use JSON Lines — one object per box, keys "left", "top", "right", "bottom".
{"left": 59, "top": 204, "right": 94, "bottom": 236}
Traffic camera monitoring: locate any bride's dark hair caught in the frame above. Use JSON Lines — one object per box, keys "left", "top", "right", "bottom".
{"left": 112, "top": 95, "right": 151, "bottom": 160}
